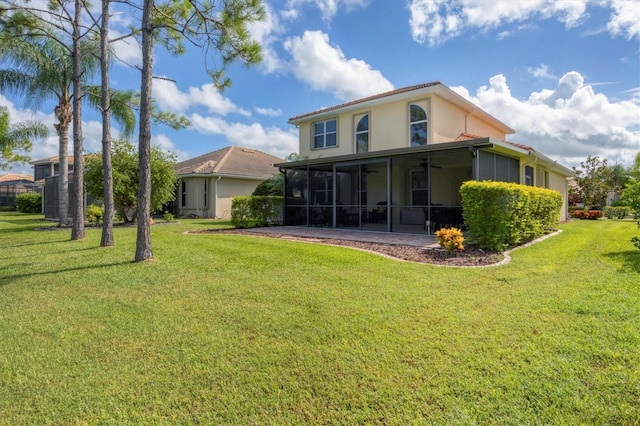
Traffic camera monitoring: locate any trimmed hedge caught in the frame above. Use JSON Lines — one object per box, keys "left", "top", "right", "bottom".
{"left": 602, "top": 206, "right": 629, "bottom": 219}
{"left": 231, "top": 196, "right": 283, "bottom": 229}
{"left": 460, "top": 181, "right": 562, "bottom": 251}
{"left": 15, "top": 192, "right": 41, "bottom": 213}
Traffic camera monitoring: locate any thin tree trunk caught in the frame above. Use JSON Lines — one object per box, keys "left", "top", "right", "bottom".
{"left": 135, "top": 0, "right": 154, "bottom": 261}
{"left": 54, "top": 101, "right": 72, "bottom": 227}
{"left": 100, "top": 0, "right": 114, "bottom": 247}
{"left": 71, "top": 0, "right": 85, "bottom": 240}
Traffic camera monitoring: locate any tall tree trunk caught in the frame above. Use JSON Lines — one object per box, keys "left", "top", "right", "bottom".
{"left": 71, "top": 0, "right": 85, "bottom": 240}
{"left": 54, "top": 100, "right": 72, "bottom": 227}
{"left": 135, "top": 0, "right": 154, "bottom": 261}
{"left": 100, "top": 0, "right": 114, "bottom": 247}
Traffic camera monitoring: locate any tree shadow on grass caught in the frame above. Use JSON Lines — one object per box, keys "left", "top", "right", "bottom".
{"left": 0, "top": 260, "right": 134, "bottom": 287}
{"left": 605, "top": 250, "right": 640, "bottom": 273}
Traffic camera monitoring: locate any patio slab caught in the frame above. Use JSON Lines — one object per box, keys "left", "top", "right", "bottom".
{"left": 246, "top": 226, "right": 439, "bottom": 248}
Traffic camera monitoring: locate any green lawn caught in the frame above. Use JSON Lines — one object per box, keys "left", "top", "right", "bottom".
{"left": 0, "top": 212, "right": 638, "bottom": 424}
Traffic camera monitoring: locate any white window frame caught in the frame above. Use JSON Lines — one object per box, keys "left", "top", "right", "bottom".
{"left": 355, "top": 114, "right": 369, "bottom": 153}
{"left": 313, "top": 118, "right": 338, "bottom": 150}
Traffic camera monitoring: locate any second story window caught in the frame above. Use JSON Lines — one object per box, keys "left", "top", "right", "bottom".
{"left": 410, "top": 104, "right": 428, "bottom": 147}
{"left": 355, "top": 114, "right": 369, "bottom": 153}
{"left": 313, "top": 119, "right": 337, "bottom": 149}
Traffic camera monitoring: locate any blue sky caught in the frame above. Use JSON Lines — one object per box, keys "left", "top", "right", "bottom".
{"left": 1, "top": 0, "right": 639, "bottom": 176}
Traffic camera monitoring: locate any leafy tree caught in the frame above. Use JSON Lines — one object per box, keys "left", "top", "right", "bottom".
{"left": 621, "top": 180, "right": 640, "bottom": 219}
{"left": 0, "top": 106, "right": 48, "bottom": 170}
{"left": 133, "top": 0, "right": 265, "bottom": 261}
{"left": 631, "top": 152, "right": 640, "bottom": 180}
{"left": 253, "top": 175, "right": 283, "bottom": 196}
{"left": 571, "top": 156, "right": 615, "bottom": 208}
{"left": 84, "top": 140, "right": 177, "bottom": 223}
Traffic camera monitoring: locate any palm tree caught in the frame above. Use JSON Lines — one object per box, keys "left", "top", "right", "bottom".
{"left": 0, "top": 106, "right": 49, "bottom": 170}
{"left": 0, "top": 36, "right": 96, "bottom": 226}
{"left": 0, "top": 34, "right": 135, "bottom": 228}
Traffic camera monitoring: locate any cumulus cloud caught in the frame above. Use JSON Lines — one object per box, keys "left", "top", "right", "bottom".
{"left": 607, "top": 0, "right": 640, "bottom": 40}
{"left": 451, "top": 73, "right": 640, "bottom": 167}
{"left": 408, "top": 0, "right": 638, "bottom": 46}
{"left": 153, "top": 80, "right": 249, "bottom": 116}
{"left": 283, "top": 30, "right": 394, "bottom": 101}
{"left": 247, "top": 3, "right": 286, "bottom": 73}
{"left": 189, "top": 114, "right": 297, "bottom": 158}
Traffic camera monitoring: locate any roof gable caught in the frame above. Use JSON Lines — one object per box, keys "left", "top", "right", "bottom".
{"left": 288, "top": 81, "right": 514, "bottom": 135}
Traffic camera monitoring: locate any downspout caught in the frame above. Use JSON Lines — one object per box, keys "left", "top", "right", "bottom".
{"left": 214, "top": 176, "right": 222, "bottom": 218}
{"left": 465, "top": 109, "right": 476, "bottom": 133}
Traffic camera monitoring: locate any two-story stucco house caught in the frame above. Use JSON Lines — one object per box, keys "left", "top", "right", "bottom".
{"left": 277, "top": 81, "right": 574, "bottom": 234}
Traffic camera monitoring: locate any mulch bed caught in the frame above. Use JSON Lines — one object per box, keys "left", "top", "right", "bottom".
{"left": 194, "top": 229, "right": 505, "bottom": 267}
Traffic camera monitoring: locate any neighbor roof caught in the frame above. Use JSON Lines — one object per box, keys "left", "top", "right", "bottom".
{"left": 0, "top": 173, "right": 33, "bottom": 183}
{"left": 29, "top": 155, "right": 74, "bottom": 165}
{"left": 176, "top": 146, "right": 282, "bottom": 179}
{"left": 288, "top": 81, "right": 515, "bottom": 135}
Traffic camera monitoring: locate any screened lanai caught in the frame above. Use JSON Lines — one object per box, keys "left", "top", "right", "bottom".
{"left": 278, "top": 139, "right": 522, "bottom": 234}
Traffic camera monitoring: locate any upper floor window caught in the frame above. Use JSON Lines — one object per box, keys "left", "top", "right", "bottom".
{"left": 313, "top": 119, "right": 337, "bottom": 149}
{"left": 410, "top": 104, "right": 428, "bottom": 147}
{"left": 355, "top": 114, "right": 369, "bottom": 153}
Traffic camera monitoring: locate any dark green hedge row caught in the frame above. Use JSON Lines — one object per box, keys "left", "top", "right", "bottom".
{"left": 231, "top": 196, "right": 283, "bottom": 229}
{"left": 460, "top": 181, "right": 562, "bottom": 251}
{"left": 15, "top": 192, "right": 41, "bottom": 213}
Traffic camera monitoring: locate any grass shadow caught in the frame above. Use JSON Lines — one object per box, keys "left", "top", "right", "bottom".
{"left": 0, "top": 260, "right": 135, "bottom": 287}
{"left": 605, "top": 250, "right": 640, "bottom": 273}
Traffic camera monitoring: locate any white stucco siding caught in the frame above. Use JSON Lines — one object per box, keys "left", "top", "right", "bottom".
{"left": 295, "top": 93, "right": 511, "bottom": 158}
{"left": 215, "top": 178, "right": 262, "bottom": 219}
{"left": 547, "top": 170, "right": 569, "bottom": 222}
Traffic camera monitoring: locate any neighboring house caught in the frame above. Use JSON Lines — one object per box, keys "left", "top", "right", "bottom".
{"left": 175, "top": 146, "right": 282, "bottom": 219}
{"left": 29, "top": 156, "right": 75, "bottom": 219}
{"left": 0, "top": 173, "right": 36, "bottom": 208}
{"left": 277, "top": 81, "right": 574, "bottom": 234}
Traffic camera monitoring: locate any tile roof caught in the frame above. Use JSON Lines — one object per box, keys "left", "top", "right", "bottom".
{"left": 0, "top": 173, "right": 33, "bottom": 183}
{"left": 505, "top": 141, "right": 535, "bottom": 151}
{"left": 455, "top": 132, "right": 483, "bottom": 141}
{"left": 176, "top": 146, "right": 282, "bottom": 179}
{"left": 29, "top": 155, "right": 75, "bottom": 165}
{"left": 289, "top": 81, "right": 442, "bottom": 122}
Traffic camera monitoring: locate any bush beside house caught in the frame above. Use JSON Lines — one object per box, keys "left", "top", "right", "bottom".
{"left": 460, "top": 181, "right": 562, "bottom": 251}
{"left": 231, "top": 196, "right": 283, "bottom": 228}
{"left": 15, "top": 192, "right": 41, "bottom": 213}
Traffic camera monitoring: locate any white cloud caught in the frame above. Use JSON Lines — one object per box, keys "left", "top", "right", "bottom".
{"left": 153, "top": 80, "right": 248, "bottom": 116}
{"left": 255, "top": 107, "right": 282, "bottom": 117}
{"left": 408, "top": 0, "right": 638, "bottom": 45}
{"left": 451, "top": 73, "right": 640, "bottom": 167}
{"left": 286, "top": 0, "right": 370, "bottom": 22}
{"left": 526, "top": 64, "right": 557, "bottom": 80}
{"left": 151, "top": 134, "right": 190, "bottom": 161}
{"left": 607, "top": 0, "right": 640, "bottom": 40}
{"left": 189, "top": 114, "right": 297, "bottom": 158}
{"left": 248, "top": 4, "right": 286, "bottom": 73}
{"left": 283, "top": 30, "right": 394, "bottom": 101}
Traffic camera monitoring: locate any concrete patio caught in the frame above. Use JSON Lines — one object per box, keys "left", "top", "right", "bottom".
{"left": 245, "top": 226, "right": 439, "bottom": 248}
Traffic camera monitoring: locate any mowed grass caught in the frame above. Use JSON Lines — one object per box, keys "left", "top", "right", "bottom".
{"left": 0, "top": 212, "right": 638, "bottom": 425}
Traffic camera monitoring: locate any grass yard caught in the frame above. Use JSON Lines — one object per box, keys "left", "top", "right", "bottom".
{"left": 0, "top": 212, "right": 638, "bottom": 424}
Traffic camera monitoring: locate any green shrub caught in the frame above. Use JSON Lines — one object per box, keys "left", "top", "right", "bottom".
{"left": 15, "top": 192, "right": 41, "bottom": 213}
{"left": 603, "top": 206, "right": 629, "bottom": 219}
{"left": 231, "top": 196, "right": 283, "bottom": 229}
{"left": 632, "top": 236, "right": 640, "bottom": 251}
{"left": 460, "top": 181, "right": 562, "bottom": 251}
{"left": 86, "top": 204, "right": 104, "bottom": 224}
{"left": 163, "top": 211, "right": 175, "bottom": 222}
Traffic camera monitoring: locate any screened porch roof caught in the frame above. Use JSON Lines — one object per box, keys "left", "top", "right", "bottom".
{"left": 276, "top": 137, "right": 574, "bottom": 178}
